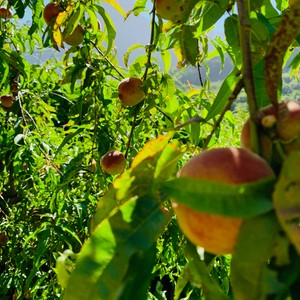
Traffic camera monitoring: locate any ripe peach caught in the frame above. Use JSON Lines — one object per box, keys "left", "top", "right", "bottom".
{"left": 241, "top": 100, "right": 300, "bottom": 157}
{"left": 118, "top": 77, "right": 145, "bottom": 106}
{"left": 43, "top": 2, "right": 62, "bottom": 25}
{"left": 63, "top": 25, "right": 84, "bottom": 46}
{"left": 172, "top": 147, "right": 274, "bottom": 254}
{"left": 0, "top": 7, "right": 12, "bottom": 19}
{"left": 1, "top": 95, "right": 14, "bottom": 108}
{"left": 100, "top": 150, "right": 126, "bottom": 175}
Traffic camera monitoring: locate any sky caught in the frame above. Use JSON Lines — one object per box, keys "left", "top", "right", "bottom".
{"left": 22, "top": 1, "right": 225, "bottom": 68}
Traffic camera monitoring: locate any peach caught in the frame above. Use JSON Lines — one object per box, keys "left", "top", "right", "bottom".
{"left": 118, "top": 77, "right": 145, "bottom": 106}
{"left": 0, "top": 7, "right": 12, "bottom": 19}
{"left": 1, "top": 95, "right": 14, "bottom": 108}
{"left": 100, "top": 150, "right": 126, "bottom": 175}
{"left": 172, "top": 147, "right": 274, "bottom": 254}
{"left": 63, "top": 25, "right": 84, "bottom": 47}
{"left": 43, "top": 2, "right": 62, "bottom": 25}
{"left": 241, "top": 100, "right": 300, "bottom": 158}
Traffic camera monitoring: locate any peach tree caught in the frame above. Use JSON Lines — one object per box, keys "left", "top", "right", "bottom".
{"left": 0, "top": 0, "right": 300, "bottom": 299}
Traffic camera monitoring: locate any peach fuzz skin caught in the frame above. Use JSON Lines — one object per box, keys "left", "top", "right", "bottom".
{"left": 172, "top": 147, "right": 275, "bottom": 255}
{"left": 100, "top": 150, "right": 126, "bottom": 175}
{"left": 118, "top": 77, "right": 145, "bottom": 106}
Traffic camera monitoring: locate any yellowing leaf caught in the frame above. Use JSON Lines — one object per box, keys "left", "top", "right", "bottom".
{"left": 53, "top": 24, "right": 64, "bottom": 48}
{"left": 273, "top": 150, "right": 300, "bottom": 255}
{"left": 131, "top": 132, "right": 174, "bottom": 168}
{"left": 55, "top": 11, "right": 69, "bottom": 26}
{"left": 103, "top": 0, "right": 126, "bottom": 17}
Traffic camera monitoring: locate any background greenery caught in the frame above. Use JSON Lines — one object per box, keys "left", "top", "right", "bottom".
{"left": 1, "top": 0, "right": 300, "bottom": 299}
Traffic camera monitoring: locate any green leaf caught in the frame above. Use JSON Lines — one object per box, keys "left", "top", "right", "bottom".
{"left": 273, "top": 151, "right": 300, "bottom": 255}
{"left": 54, "top": 127, "right": 84, "bottom": 157}
{"left": 154, "top": 139, "right": 183, "bottom": 181}
{"left": 0, "top": 49, "right": 29, "bottom": 79}
{"left": 123, "top": 43, "right": 144, "bottom": 68}
{"left": 181, "top": 243, "right": 229, "bottom": 300}
{"left": 13, "top": 0, "right": 25, "bottom": 18}
{"left": 253, "top": 60, "right": 273, "bottom": 109}
{"left": 96, "top": 5, "right": 116, "bottom": 55}
{"left": 231, "top": 212, "right": 280, "bottom": 300}
{"left": 63, "top": 195, "right": 169, "bottom": 300}
{"left": 28, "top": 0, "right": 43, "bottom": 35}
{"left": 199, "top": 0, "right": 230, "bottom": 32}
{"left": 63, "top": 5, "right": 84, "bottom": 37}
{"left": 111, "top": 245, "right": 157, "bottom": 300}
{"left": 86, "top": 8, "right": 100, "bottom": 34}
{"left": 161, "top": 177, "right": 275, "bottom": 218}
{"left": 224, "top": 14, "right": 239, "bottom": 51}
{"left": 55, "top": 250, "right": 78, "bottom": 288}
{"left": 180, "top": 25, "right": 199, "bottom": 66}
{"left": 205, "top": 69, "right": 241, "bottom": 121}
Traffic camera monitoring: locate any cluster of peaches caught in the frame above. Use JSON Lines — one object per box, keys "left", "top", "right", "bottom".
{"left": 172, "top": 100, "right": 300, "bottom": 255}
{"left": 43, "top": 2, "right": 85, "bottom": 47}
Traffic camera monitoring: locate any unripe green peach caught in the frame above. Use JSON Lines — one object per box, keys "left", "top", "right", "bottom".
{"left": 100, "top": 150, "right": 126, "bottom": 175}
{"left": 63, "top": 25, "right": 84, "bottom": 47}
{"left": 172, "top": 147, "right": 274, "bottom": 254}
{"left": 118, "top": 77, "right": 145, "bottom": 106}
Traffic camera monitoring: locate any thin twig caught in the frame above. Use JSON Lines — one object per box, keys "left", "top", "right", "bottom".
{"left": 142, "top": 0, "right": 156, "bottom": 80}
{"left": 125, "top": 105, "right": 140, "bottom": 158}
{"left": 125, "top": 1, "right": 157, "bottom": 158}
{"left": 90, "top": 40, "right": 125, "bottom": 79}
{"left": 155, "top": 105, "right": 173, "bottom": 123}
{"left": 197, "top": 62, "right": 204, "bottom": 87}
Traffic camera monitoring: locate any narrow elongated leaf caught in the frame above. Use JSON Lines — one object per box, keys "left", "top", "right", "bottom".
{"left": 123, "top": 43, "right": 144, "bottom": 68}
{"left": 161, "top": 177, "right": 275, "bottom": 218}
{"left": 63, "top": 195, "right": 169, "bottom": 300}
{"left": 86, "top": 8, "right": 100, "bottom": 34}
{"left": 205, "top": 69, "right": 241, "bottom": 121}
{"left": 199, "top": 0, "right": 230, "bottom": 32}
{"left": 118, "top": 245, "right": 157, "bottom": 300}
{"left": 180, "top": 25, "right": 199, "bottom": 66}
{"left": 273, "top": 151, "right": 300, "bottom": 255}
{"left": 96, "top": 5, "right": 116, "bottom": 55}
{"left": 103, "top": 0, "right": 126, "bottom": 17}
{"left": 63, "top": 5, "right": 84, "bottom": 37}
{"left": 55, "top": 127, "right": 84, "bottom": 156}
{"left": 231, "top": 213, "right": 280, "bottom": 300}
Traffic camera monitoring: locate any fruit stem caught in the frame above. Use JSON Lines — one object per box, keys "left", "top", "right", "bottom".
{"left": 236, "top": 0, "right": 260, "bottom": 155}
{"left": 125, "top": 105, "right": 140, "bottom": 158}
